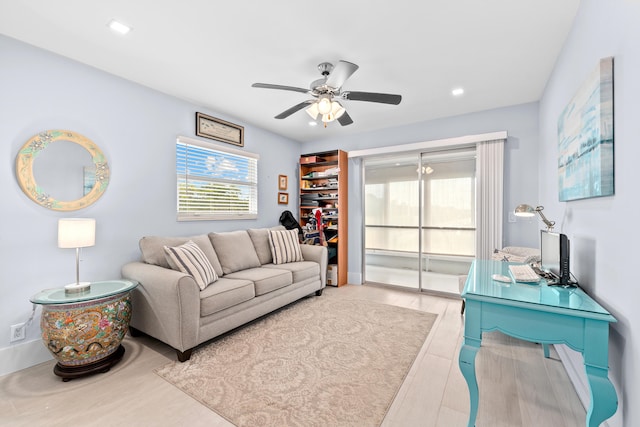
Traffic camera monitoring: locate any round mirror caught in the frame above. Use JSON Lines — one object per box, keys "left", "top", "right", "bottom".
{"left": 15, "top": 130, "right": 110, "bottom": 211}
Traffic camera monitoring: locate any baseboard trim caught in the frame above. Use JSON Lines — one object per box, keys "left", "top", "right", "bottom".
{"left": 555, "top": 344, "right": 589, "bottom": 406}
{"left": 0, "top": 339, "right": 52, "bottom": 377}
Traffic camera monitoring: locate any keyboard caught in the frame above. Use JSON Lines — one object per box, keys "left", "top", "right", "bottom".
{"left": 508, "top": 264, "right": 541, "bottom": 283}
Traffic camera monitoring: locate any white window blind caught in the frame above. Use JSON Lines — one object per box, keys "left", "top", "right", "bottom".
{"left": 176, "top": 136, "right": 258, "bottom": 220}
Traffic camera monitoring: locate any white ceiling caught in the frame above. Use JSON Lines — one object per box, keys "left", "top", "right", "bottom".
{"left": 0, "top": 1, "right": 579, "bottom": 143}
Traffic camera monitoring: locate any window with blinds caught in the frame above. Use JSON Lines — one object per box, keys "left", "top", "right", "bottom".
{"left": 176, "top": 136, "right": 258, "bottom": 220}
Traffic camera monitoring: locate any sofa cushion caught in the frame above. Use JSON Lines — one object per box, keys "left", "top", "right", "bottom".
{"left": 247, "top": 228, "right": 272, "bottom": 265}
{"left": 248, "top": 226, "right": 286, "bottom": 265}
{"left": 268, "top": 229, "right": 303, "bottom": 264}
{"left": 199, "top": 277, "right": 255, "bottom": 316}
{"left": 140, "top": 234, "right": 223, "bottom": 277}
{"left": 225, "top": 267, "right": 292, "bottom": 296}
{"left": 164, "top": 241, "right": 218, "bottom": 290}
{"left": 209, "top": 230, "right": 261, "bottom": 275}
{"left": 263, "top": 261, "right": 320, "bottom": 284}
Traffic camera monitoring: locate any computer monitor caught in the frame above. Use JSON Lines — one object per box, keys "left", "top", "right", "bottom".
{"left": 540, "top": 230, "right": 571, "bottom": 286}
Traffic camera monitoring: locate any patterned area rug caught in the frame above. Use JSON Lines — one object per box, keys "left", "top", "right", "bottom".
{"left": 155, "top": 292, "right": 437, "bottom": 427}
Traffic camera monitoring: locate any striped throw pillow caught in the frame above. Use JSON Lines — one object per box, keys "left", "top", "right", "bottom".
{"left": 268, "top": 229, "right": 303, "bottom": 265}
{"left": 164, "top": 240, "right": 218, "bottom": 290}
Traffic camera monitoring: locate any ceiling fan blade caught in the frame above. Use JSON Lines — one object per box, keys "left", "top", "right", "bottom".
{"left": 337, "top": 111, "right": 354, "bottom": 126}
{"left": 343, "top": 91, "right": 402, "bottom": 105}
{"left": 275, "top": 100, "right": 314, "bottom": 119}
{"left": 325, "top": 60, "right": 359, "bottom": 89}
{"left": 252, "top": 83, "right": 310, "bottom": 94}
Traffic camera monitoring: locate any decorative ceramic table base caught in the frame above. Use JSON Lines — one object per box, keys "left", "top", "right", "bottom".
{"left": 54, "top": 344, "right": 125, "bottom": 382}
{"left": 31, "top": 281, "right": 137, "bottom": 382}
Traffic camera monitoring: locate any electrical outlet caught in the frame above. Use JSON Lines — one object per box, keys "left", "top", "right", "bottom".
{"left": 10, "top": 323, "right": 26, "bottom": 342}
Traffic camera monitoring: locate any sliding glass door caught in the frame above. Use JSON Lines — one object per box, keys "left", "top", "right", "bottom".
{"left": 418, "top": 150, "right": 475, "bottom": 294}
{"left": 363, "top": 149, "right": 475, "bottom": 294}
{"left": 364, "top": 154, "right": 420, "bottom": 288}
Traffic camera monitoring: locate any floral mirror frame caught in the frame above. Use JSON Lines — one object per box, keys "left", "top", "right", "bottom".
{"left": 15, "top": 130, "right": 110, "bottom": 211}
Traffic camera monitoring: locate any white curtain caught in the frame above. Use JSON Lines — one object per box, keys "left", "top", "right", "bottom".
{"left": 475, "top": 138, "right": 505, "bottom": 259}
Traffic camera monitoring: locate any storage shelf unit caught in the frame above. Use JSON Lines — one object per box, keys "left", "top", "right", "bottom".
{"left": 299, "top": 150, "right": 348, "bottom": 286}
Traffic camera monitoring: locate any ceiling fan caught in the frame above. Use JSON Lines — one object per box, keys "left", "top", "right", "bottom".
{"left": 251, "top": 60, "right": 402, "bottom": 127}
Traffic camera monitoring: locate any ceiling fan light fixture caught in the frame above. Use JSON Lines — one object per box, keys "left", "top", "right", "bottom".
{"left": 321, "top": 113, "right": 334, "bottom": 128}
{"left": 251, "top": 60, "right": 401, "bottom": 127}
{"left": 322, "top": 113, "right": 334, "bottom": 123}
{"left": 305, "top": 102, "right": 319, "bottom": 120}
{"left": 317, "top": 96, "right": 332, "bottom": 115}
{"left": 330, "top": 101, "right": 346, "bottom": 119}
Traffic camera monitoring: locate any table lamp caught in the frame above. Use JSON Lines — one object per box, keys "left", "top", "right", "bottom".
{"left": 58, "top": 218, "right": 96, "bottom": 294}
{"left": 513, "top": 204, "right": 555, "bottom": 230}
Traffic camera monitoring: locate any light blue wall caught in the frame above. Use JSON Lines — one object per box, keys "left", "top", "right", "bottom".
{"left": 538, "top": 1, "right": 640, "bottom": 425}
{"left": 303, "top": 102, "right": 541, "bottom": 278}
{"left": 0, "top": 35, "right": 301, "bottom": 357}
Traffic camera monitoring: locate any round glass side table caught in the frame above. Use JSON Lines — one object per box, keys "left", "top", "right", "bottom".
{"left": 30, "top": 280, "right": 137, "bottom": 381}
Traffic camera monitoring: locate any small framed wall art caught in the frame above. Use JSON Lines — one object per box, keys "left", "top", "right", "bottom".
{"left": 196, "top": 112, "right": 244, "bottom": 147}
{"left": 278, "top": 192, "right": 289, "bottom": 204}
{"left": 278, "top": 174, "right": 288, "bottom": 190}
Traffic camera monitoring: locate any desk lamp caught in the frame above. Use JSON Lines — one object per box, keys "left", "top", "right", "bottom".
{"left": 58, "top": 218, "right": 96, "bottom": 294}
{"left": 514, "top": 204, "right": 555, "bottom": 230}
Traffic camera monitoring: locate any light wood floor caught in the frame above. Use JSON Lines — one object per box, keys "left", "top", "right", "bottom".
{"left": 0, "top": 284, "right": 586, "bottom": 426}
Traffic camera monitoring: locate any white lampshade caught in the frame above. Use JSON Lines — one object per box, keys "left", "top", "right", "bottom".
{"left": 306, "top": 102, "right": 319, "bottom": 120}
{"left": 317, "top": 96, "right": 332, "bottom": 115}
{"left": 307, "top": 98, "right": 346, "bottom": 125}
{"left": 58, "top": 218, "right": 96, "bottom": 248}
{"left": 330, "top": 101, "right": 345, "bottom": 119}
{"left": 320, "top": 101, "right": 347, "bottom": 124}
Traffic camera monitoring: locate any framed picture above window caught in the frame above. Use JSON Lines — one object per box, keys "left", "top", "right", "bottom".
{"left": 278, "top": 174, "right": 288, "bottom": 190}
{"left": 278, "top": 192, "right": 289, "bottom": 204}
{"left": 196, "top": 112, "right": 244, "bottom": 147}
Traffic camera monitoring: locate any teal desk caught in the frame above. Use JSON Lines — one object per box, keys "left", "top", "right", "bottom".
{"left": 459, "top": 260, "right": 617, "bottom": 427}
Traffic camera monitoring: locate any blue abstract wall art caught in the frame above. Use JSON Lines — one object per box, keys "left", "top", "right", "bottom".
{"left": 557, "top": 57, "right": 614, "bottom": 201}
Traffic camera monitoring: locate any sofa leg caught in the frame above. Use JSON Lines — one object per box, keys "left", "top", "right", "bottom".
{"left": 315, "top": 289, "right": 324, "bottom": 296}
{"left": 176, "top": 349, "right": 193, "bottom": 362}
{"left": 128, "top": 326, "right": 143, "bottom": 337}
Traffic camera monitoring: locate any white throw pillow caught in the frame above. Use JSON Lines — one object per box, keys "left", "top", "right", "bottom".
{"left": 268, "top": 229, "right": 303, "bottom": 265}
{"left": 164, "top": 240, "right": 218, "bottom": 290}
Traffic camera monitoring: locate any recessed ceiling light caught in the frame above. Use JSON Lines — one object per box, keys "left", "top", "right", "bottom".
{"left": 108, "top": 19, "right": 132, "bottom": 35}
{"left": 452, "top": 87, "right": 465, "bottom": 97}
{"left": 308, "top": 121, "right": 318, "bottom": 126}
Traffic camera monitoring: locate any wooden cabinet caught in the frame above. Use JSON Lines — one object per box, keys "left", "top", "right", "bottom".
{"left": 299, "top": 150, "right": 348, "bottom": 286}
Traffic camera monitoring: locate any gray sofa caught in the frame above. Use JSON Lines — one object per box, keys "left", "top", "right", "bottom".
{"left": 121, "top": 226, "right": 327, "bottom": 362}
